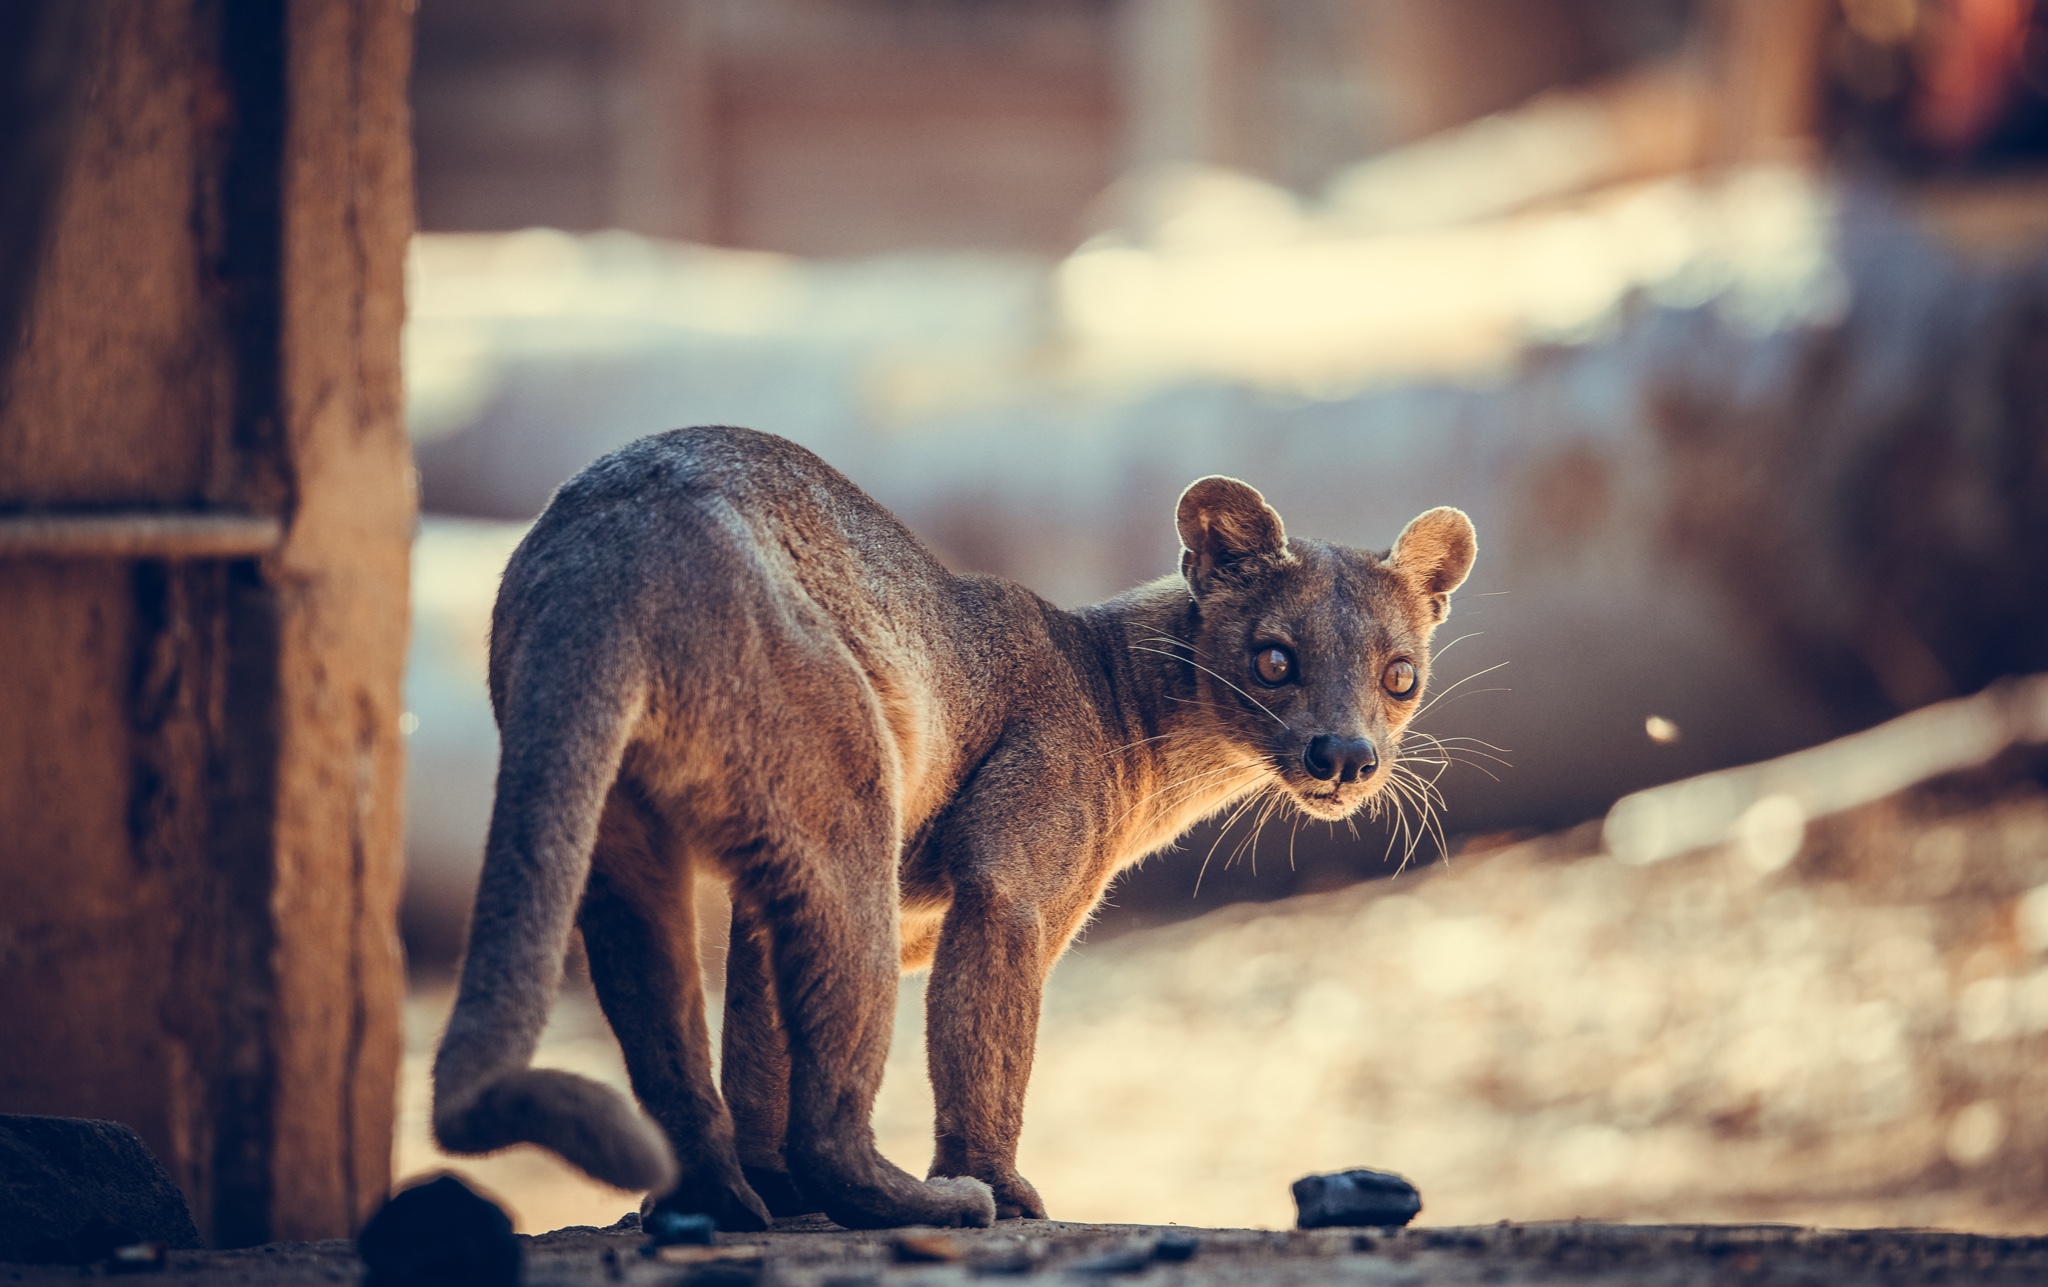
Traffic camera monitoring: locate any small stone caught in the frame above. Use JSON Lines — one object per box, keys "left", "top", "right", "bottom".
{"left": 1065, "top": 1245, "right": 1152, "bottom": 1274}
{"left": 641, "top": 1210, "right": 717, "bottom": 1251}
{"left": 357, "top": 1175, "right": 520, "bottom": 1287}
{"left": 0, "top": 1116, "right": 201, "bottom": 1264}
{"left": 892, "top": 1234, "right": 962, "bottom": 1263}
{"left": 1290, "top": 1169, "right": 1422, "bottom": 1230}
{"left": 968, "top": 1248, "right": 1036, "bottom": 1276}
{"left": 106, "top": 1243, "right": 168, "bottom": 1274}
{"left": 653, "top": 1248, "right": 763, "bottom": 1267}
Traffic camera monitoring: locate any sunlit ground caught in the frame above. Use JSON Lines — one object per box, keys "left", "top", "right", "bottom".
{"left": 397, "top": 776, "right": 2048, "bottom": 1236}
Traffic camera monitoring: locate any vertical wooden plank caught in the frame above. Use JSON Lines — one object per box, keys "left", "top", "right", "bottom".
{"left": 0, "top": 0, "right": 227, "bottom": 506}
{"left": 0, "top": 561, "right": 192, "bottom": 1192}
{"left": 1701, "top": 0, "right": 1835, "bottom": 164}
{"left": 264, "top": 0, "right": 416, "bottom": 1240}
{"left": 0, "top": 0, "right": 245, "bottom": 1245}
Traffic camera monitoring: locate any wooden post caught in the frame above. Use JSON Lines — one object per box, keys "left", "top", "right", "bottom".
{"left": 1698, "top": 0, "right": 1836, "bottom": 165}
{"left": 0, "top": 0, "right": 414, "bottom": 1246}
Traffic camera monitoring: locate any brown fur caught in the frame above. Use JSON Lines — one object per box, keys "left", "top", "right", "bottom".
{"left": 431, "top": 426, "right": 1475, "bottom": 1230}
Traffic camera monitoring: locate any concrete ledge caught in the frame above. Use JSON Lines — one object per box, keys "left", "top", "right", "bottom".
{"left": 7, "top": 1218, "right": 2048, "bottom": 1285}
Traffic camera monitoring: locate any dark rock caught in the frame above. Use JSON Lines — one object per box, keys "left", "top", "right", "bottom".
{"left": 1150, "top": 1234, "right": 1200, "bottom": 1263}
{"left": 0, "top": 1115, "right": 202, "bottom": 1264}
{"left": 1291, "top": 1169, "right": 1423, "bottom": 1230}
{"left": 641, "top": 1210, "right": 716, "bottom": 1252}
{"left": 357, "top": 1175, "right": 520, "bottom": 1287}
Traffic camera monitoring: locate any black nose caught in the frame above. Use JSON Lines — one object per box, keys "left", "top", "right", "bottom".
{"left": 1304, "top": 735, "right": 1378, "bottom": 784}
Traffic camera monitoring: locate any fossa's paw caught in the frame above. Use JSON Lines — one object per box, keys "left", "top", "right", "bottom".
{"left": 787, "top": 1141, "right": 996, "bottom": 1230}
{"left": 741, "top": 1164, "right": 820, "bottom": 1218}
{"left": 919, "top": 1176, "right": 998, "bottom": 1228}
{"left": 804, "top": 1172, "right": 995, "bottom": 1230}
{"left": 941, "top": 1166, "right": 1044, "bottom": 1221}
{"left": 647, "top": 1169, "right": 773, "bottom": 1232}
{"left": 994, "top": 1177, "right": 1046, "bottom": 1221}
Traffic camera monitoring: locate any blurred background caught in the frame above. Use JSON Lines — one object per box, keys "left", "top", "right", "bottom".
{"left": 388, "top": 0, "right": 2048, "bottom": 1239}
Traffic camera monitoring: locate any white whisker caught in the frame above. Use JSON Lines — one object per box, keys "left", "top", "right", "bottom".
{"left": 1429, "top": 629, "right": 1485, "bottom": 660}
{"left": 1130, "top": 643, "right": 1293, "bottom": 731}
{"left": 1414, "top": 660, "right": 1510, "bottom": 719}
{"left": 1113, "top": 756, "right": 1266, "bottom": 831}
{"left": 1193, "top": 788, "right": 1273, "bottom": 897}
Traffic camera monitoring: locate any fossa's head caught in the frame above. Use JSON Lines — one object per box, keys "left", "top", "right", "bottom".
{"left": 1171, "top": 476, "right": 1476, "bottom": 821}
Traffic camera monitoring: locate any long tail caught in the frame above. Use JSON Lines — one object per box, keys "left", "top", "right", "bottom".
{"left": 430, "top": 647, "right": 678, "bottom": 1193}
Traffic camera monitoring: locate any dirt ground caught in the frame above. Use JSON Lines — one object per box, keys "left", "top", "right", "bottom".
{"left": 9, "top": 1217, "right": 2048, "bottom": 1287}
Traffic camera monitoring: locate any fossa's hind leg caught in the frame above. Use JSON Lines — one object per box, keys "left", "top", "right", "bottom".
{"left": 736, "top": 821, "right": 994, "bottom": 1230}
{"left": 721, "top": 899, "right": 817, "bottom": 1216}
{"left": 583, "top": 788, "right": 771, "bottom": 1231}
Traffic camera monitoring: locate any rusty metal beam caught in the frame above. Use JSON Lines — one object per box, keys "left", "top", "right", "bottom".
{"left": 0, "top": 512, "right": 284, "bottom": 560}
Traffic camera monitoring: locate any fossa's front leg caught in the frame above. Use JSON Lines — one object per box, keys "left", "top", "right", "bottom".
{"left": 924, "top": 883, "right": 1052, "bottom": 1220}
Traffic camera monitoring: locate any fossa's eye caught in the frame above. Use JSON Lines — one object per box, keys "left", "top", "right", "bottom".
{"left": 1252, "top": 644, "right": 1295, "bottom": 686}
{"left": 1383, "top": 658, "right": 1417, "bottom": 697}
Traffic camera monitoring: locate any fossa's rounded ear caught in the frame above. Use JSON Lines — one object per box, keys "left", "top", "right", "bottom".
{"left": 1176, "top": 476, "right": 1287, "bottom": 596}
{"left": 1389, "top": 506, "right": 1477, "bottom": 621}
